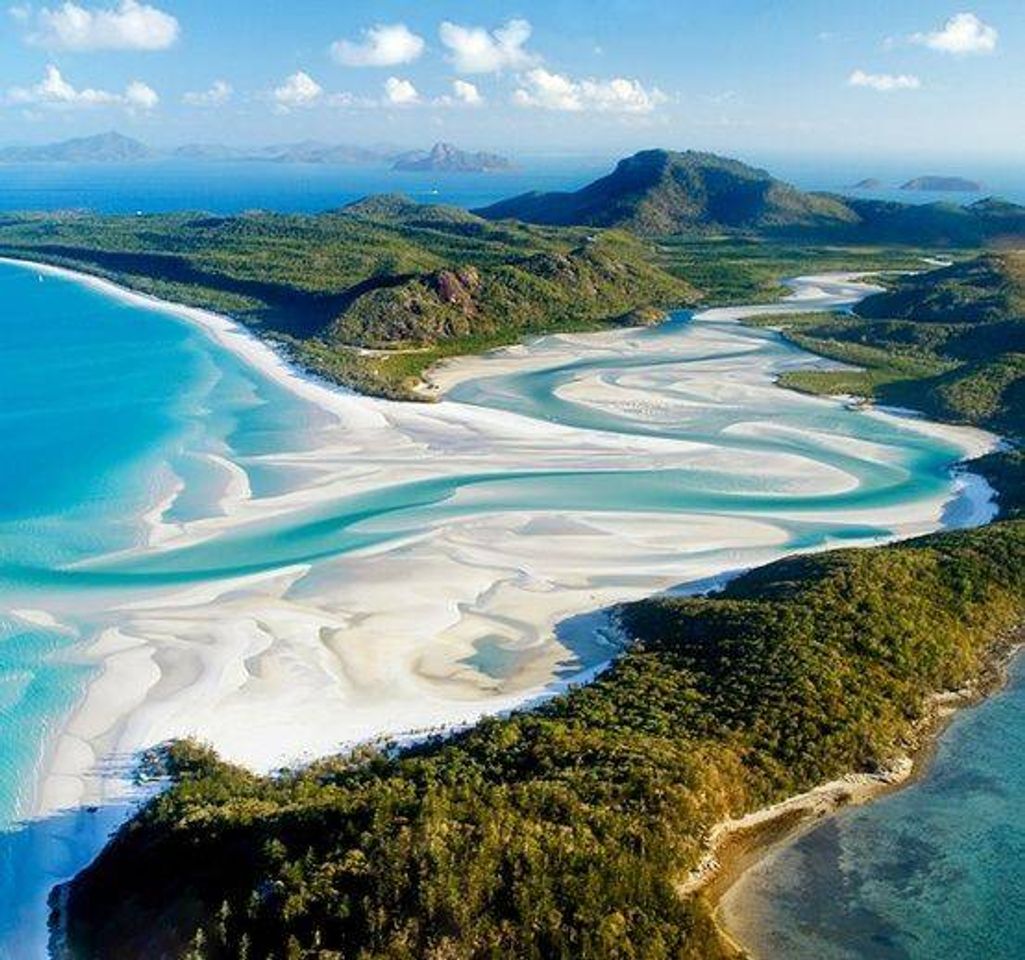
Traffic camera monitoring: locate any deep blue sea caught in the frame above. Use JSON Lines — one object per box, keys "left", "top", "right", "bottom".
{"left": 0, "top": 157, "right": 610, "bottom": 214}
{"left": 0, "top": 156, "right": 1020, "bottom": 216}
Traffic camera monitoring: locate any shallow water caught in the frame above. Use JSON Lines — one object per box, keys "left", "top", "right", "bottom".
{"left": 0, "top": 262, "right": 992, "bottom": 956}
{"left": 722, "top": 657, "right": 1025, "bottom": 959}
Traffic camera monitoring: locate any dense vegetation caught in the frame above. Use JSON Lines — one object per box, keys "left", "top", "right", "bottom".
{"left": 0, "top": 199, "right": 695, "bottom": 398}
{"left": 53, "top": 519, "right": 1025, "bottom": 960}
{"left": 476, "top": 149, "right": 1025, "bottom": 245}
{"left": 766, "top": 252, "right": 1025, "bottom": 438}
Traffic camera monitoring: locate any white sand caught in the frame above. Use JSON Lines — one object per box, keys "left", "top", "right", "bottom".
{"left": 0, "top": 259, "right": 1000, "bottom": 955}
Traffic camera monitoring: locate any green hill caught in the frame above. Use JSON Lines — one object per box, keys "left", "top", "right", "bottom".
{"left": 857, "top": 252, "right": 1025, "bottom": 324}
{"left": 0, "top": 202, "right": 695, "bottom": 398}
{"left": 476, "top": 149, "right": 858, "bottom": 235}
{"left": 842, "top": 197, "right": 1025, "bottom": 247}
{"left": 476, "top": 149, "right": 1025, "bottom": 246}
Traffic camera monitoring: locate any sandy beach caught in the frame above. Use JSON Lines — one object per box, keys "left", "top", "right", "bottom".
{"left": 708, "top": 630, "right": 1025, "bottom": 959}
{"left": 0, "top": 259, "right": 1000, "bottom": 955}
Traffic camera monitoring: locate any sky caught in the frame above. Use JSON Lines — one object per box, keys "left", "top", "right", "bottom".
{"left": 0, "top": 1, "right": 1022, "bottom": 162}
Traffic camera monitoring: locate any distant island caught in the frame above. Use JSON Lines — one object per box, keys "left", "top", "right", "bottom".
{"left": 848, "top": 178, "right": 882, "bottom": 190}
{"left": 393, "top": 142, "right": 513, "bottom": 173}
{"left": 0, "top": 131, "right": 512, "bottom": 170}
{"left": 0, "top": 131, "right": 155, "bottom": 164}
{"left": 901, "top": 176, "right": 983, "bottom": 192}
{"left": 173, "top": 141, "right": 391, "bottom": 165}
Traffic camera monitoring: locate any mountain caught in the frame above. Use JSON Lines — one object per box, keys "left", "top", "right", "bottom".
{"left": 393, "top": 142, "right": 513, "bottom": 173}
{"left": 901, "top": 176, "right": 982, "bottom": 192}
{"left": 848, "top": 178, "right": 882, "bottom": 190}
{"left": 0, "top": 131, "right": 154, "bottom": 163}
{"left": 475, "top": 149, "right": 858, "bottom": 234}
{"left": 475, "top": 148, "right": 1025, "bottom": 245}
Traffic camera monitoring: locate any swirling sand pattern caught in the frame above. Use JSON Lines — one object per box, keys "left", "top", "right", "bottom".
{"left": 0, "top": 263, "right": 996, "bottom": 954}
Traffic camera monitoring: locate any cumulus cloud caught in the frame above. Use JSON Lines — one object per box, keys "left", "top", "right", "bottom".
{"left": 911, "top": 12, "right": 997, "bottom": 54}
{"left": 273, "top": 70, "right": 322, "bottom": 109}
{"left": 331, "top": 22, "right": 424, "bottom": 67}
{"left": 451, "top": 79, "right": 483, "bottom": 105}
{"left": 183, "top": 80, "right": 232, "bottom": 107}
{"left": 28, "top": 0, "right": 179, "bottom": 51}
{"left": 7, "top": 63, "right": 158, "bottom": 108}
{"left": 848, "top": 69, "right": 921, "bottom": 92}
{"left": 124, "top": 77, "right": 157, "bottom": 108}
{"left": 513, "top": 68, "right": 666, "bottom": 113}
{"left": 439, "top": 18, "right": 535, "bottom": 73}
{"left": 383, "top": 76, "right": 420, "bottom": 105}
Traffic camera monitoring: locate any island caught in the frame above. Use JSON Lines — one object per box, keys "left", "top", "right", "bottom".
{"left": 847, "top": 177, "right": 882, "bottom": 190}
{"left": 392, "top": 141, "right": 514, "bottom": 173}
{"left": 901, "top": 175, "right": 983, "bottom": 192}
{"left": 0, "top": 131, "right": 155, "bottom": 164}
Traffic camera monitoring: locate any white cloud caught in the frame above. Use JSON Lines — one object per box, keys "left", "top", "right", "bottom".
{"left": 273, "top": 70, "right": 322, "bottom": 109}
{"left": 439, "top": 18, "right": 535, "bottom": 73}
{"left": 383, "top": 75, "right": 419, "bottom": 105}
{"left": 124, "top": 78, "right": 157, "bottom": 109}
{"left": 451, "top": 79, "right": 483, "bottom": 105}
{"left": 29, "top": 0, "right": 179, "bottom": 51}
{"left": 513, "top": 68, "right": 666, "bottom": 113}
{"left": 183, "top": 80, "right": 232, "bottom": 107}
{"left": 8, "top": 4, "right": 31, "bottom": 21}
{"left": 911, "top": 12, "right": 997, "bottom": 54}
{"left": 7, "top": 63, "right": 158, "bottom": 108}
{"left": 848, "top": 69, "right": 921, "bottom": 92}
{"left": 331, "top": 22, "right": 424, "bottom": 67}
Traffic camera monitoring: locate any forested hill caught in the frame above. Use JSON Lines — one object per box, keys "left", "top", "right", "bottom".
{"left": 476, "top": 149, "right": 1025, "bottom": 245}
{"left": 52, "top": 520, "right": 1025, "bottom": 959}
{"left": 857, "top": 252, "right": 1025, "bottom": 324}
{"left": 475, "top": 149, "right": 858, "bottom": 234}
{"left": 0, "top": 201, "right": 694, "bottom": 398}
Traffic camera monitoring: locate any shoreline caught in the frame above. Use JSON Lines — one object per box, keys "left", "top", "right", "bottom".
{"left": 0, "top": 256, "right": 1001, "bottom": 957}
{"left": 692, "top": 629, "right": 1025, "bottom": 959}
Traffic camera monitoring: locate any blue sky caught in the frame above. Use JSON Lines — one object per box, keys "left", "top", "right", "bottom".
{"left": 0, "top": 1, "right": 1021, "bottom": 161}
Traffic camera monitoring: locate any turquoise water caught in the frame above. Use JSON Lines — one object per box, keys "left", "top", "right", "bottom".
{"left": 0, "top": 262, "right": 336, "bottom": 822}
{"left": 724, "top": 657, "right": 1025, "bottom": 959}
{"left": 0, "top": 259, "right": 991, "bottom": 956}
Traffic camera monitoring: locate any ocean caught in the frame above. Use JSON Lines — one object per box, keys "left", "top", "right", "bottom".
{"left": 0, "top": 156, "right": 1020, "bottom": 217}
{"left": 0, "top": 157, "right": 610, "bottom": 215}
